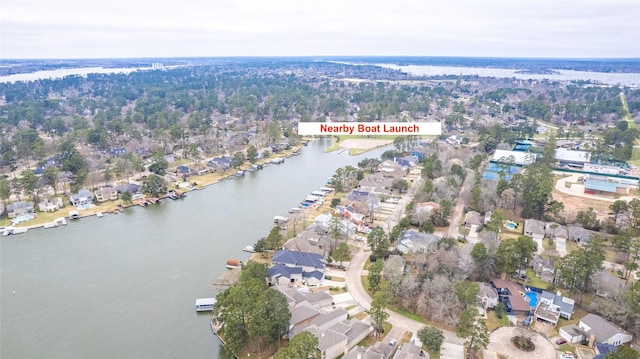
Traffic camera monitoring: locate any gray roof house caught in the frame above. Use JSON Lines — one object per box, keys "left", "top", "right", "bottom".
{"left": 393, "top": 343, "right": 429, "bottom": 359}
{"left": 70, "top": 189, "right": 93, "bottom": 207}
{"left": 578, "top": 314, "right": 633, "bottom": 346}
{"left": 545, "top": 222, "right": 568, "bottom": 240}
{"left": 397, "top": 230, "right": 440, "bottom": 254}
{"left": 344, "top": 342, "right": 393, "bottom": 359}
{"left": 94, "top": 187, "right": 118, "bottom": 202}
{"left": 478, "top": 283, "right": 500, "bottom": 311}
{"left": 7, "top": 201, "right": 34, "bottom": 219}
{"left": 270, "top": 249, "right": 326, "bottom": 287}
{"left": 531, "top": 256, "right": 555, "bottom": 283}
{"left": 568, "top": 225, "right": 592, "bottom": 243}
{"left": 524, "top": 219, "right": 546, "bottom": 240}
{"left": 464, "top": 211, "right": 484, "bottom": 228}
{"left": 535, "top": 291, "right": 575, "bottom": 324}
{"left": 271, "top": 249, "right": 325, "bottom": 272}
{"left": 282, "top": 225, "right": 332, "bottom": 258}
{"left": 592, "top": 271, "right": 625, "bottom": 300}
{"left": 288, "top": 301, "right": 321, "bottom": 335}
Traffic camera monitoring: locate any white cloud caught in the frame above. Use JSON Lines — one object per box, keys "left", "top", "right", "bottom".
{"left": 1, "top": 0, "right": 638, "bottom": 58}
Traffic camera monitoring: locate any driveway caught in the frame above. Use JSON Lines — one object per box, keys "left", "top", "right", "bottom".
{"left": 555, "top": 237, "right": 567, "bottom": 257}
{"left": 486, "top": 327, "right": 557, "bottom": 359}
{"left": 441, "top": 342, "right": 465, "bottom": 359}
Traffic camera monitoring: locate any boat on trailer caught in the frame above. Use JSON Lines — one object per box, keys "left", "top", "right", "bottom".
{"left": 243, "top": 244, "right": 255, "bottom": 253}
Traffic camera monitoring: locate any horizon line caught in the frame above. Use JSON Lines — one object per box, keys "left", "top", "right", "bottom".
{"left": 2, "top": 55, "right": 640, "bottom": 61}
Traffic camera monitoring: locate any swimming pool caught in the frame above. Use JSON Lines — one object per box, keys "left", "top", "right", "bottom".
{"left": 505, "top": 221, "right": 517, "bottom": 230}
{"left": 525, "top": 292, "right": 539, "bottom": 307}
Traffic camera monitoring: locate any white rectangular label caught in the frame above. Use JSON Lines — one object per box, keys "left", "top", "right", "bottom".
{"left": 297, "top": 122, "right": 441, "bottom": 136}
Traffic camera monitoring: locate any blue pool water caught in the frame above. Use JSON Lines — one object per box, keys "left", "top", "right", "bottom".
{"left": 506, "top": 222, "right": 517, "bottom": 230}
{"left": 525, "top": 292, "right": 539, "bottom": 307}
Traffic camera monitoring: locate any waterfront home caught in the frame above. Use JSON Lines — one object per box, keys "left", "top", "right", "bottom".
{"left": 377, "top": 160, "right": 404, "bottom": 179}
{"left": 534, "top": 291, "right": 575, "bottom": 325}
{"left": 282, "top": 225, "right": 331, "bottom": 258}
{"left": 560, "top": 314, "right": 633, "bottom": 346}
{"left": 116, "top": 183, "right": 142, "bottom": 194}
{"left": 270, "top": 249, "right": 326, "bottom": 287}
{"left": 7, "top": 201, "right": 35, "bottom": 219}
{"left": 38, "top": 197, "right": 63, "bottom": 212}
{"left": 70, "top": 189, "right": 93, "bottom": 207}
{"left": 395, "top": 155, "right": 420, "bottom": 168}
{"left": 207, "top": 156, "right": 231, "bottom": 172}
{"left": 94, "top": 187, "right": 118, "bottom": 202}
{"left": 176, "top": 165, "right": 192, "bottom": 176}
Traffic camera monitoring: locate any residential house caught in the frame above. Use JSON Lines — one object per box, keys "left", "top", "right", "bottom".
{"left": 560, "top": 314, "right": 633, "bottom": 346}
{"left": 270, "top": 249, "right": 325, "bottom": 286}
{"left": 397, "top": 230, "right": 440, "bottom": 254}
{"left": 568, "top": 225, "right": 592, "bottom": 243}
{"left": 94, "top": 187, "right": 118, "bottom": 202}
{"left": 38, "top": 197, "right": 63, "bottom": 212}
{"left": 545, "top": 222, "right": 568, "bottom": 240}
{"left": 116, "top": 183, "right": 142, "bottom": 194}
{"left": 307, "top": 325, "right": 348, "bottom": 359}
{"left": 531, "top": 256, "right": 555, "bottom": 283}
{"left": 282, "top": 225, "right": 332, "bottom": 258}
{"left": 415, "top": 202, "right": 440, "bottom": 219}
{"left": 70, "top": 189, "right": 93, "bottom": 207}
{"left": 7, "top": 201, "right": 35, "bottom": 219}
{"left": 383, "top": 255, "right": 407, "bottom": 278}
{"left": 534, "top": 291, "right": 575, "bottom": 324}
{"left": 288, "top": 301, "right": 321, "bottom": 335}
{"left": 276, "top": 287, "right": 333, "bottom": 309}
{"left": 592, "top": 271, "right": 625, "bottom": 299}
{"left": 524, "top": 219, "right": 546, "bottom": 240}
{"left": 395, "top": 155, "right": 419, "bottom": 168}
{"left": 490, "top": 279, "right": 531, "bottom": 314}
{"left": 176, "top": 165, "right": 192, "bottom": 176}
{"left": 314, "top": 213, "right": 355, "bottom": 238}
{"left": 478, "top": 283, "right": 500, "bottom": 311}
{"left": 344, "top": 343, "right": 393, "bottom": 359}
{"left": 393, "top": 343, "right": 428, "bottom": 359}
{"left": 464, "top": 211, "right": 483, "bottom": 233}
{"left": 268, "top": 264, "right": 303, "bottom": 287}
{"left": 377, "top": 160, "right": 405, "bottom": 179}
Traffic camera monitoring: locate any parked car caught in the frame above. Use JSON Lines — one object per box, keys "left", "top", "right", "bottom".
{"left": 409, "top": 337, "right": 416, "bottom": 344}
{"left": 556, "top": 338, "right": 567, "bottom": 345}
{"left": 388, "top": 339, "right": 397, "bottom": 347}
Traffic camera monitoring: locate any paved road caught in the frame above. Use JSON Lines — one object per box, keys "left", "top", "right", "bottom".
{"left": 485, "top": 327, "right": 557, "bottom": 359}
{"left": 345, "top": 246, "right": 465, "bottom": 347}
{"left": 447, "top": 169, "right": 476, "bottom": 240}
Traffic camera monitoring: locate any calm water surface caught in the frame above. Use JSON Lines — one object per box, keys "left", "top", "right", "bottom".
{"left": 0, "top": 139, "right": 389, "bottom": 359}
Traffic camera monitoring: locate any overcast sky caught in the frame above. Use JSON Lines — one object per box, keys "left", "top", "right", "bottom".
{"left": 1, "top": 0, "right": 639, "bottom": 59}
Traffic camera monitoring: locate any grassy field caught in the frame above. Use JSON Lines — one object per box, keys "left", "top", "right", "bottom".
{"left": 323, "top": 135, "right": 399, "bottom": 153}
{"left": 485, "top": 310, "right": 511, "bottom": 332}
{"left": 525, "top": 269, "right": 551, "bottom": 290}
{"left": 357, "top": 321, "right": 392, "bottom": 347}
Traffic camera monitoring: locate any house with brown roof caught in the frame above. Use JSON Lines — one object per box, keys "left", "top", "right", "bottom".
{"left": 490, "top": 278, "right": 532, "bottom": 314}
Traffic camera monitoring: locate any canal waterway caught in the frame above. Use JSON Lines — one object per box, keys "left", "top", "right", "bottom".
{"left": 0, "top": 139, "right": 389, "bottom": 359}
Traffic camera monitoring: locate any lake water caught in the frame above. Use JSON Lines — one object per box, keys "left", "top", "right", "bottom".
{"left": 0, "top": 140, "right": 389, "bottom": 359}
{"left": 377, "top": 64, "right": 640, "bottom": 87}
{"left": 0, "top": 67, "right": 146, "bottom": 83}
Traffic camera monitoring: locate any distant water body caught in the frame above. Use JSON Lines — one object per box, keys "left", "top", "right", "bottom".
{"left": 376, "top": 64, "right": 640, "bottom": 87}
{"left": 0, "top": 67, "right": 145, "bottom": 83}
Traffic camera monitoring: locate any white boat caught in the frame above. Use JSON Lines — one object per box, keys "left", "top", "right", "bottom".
{"left": 274, "top": 215, "right": 289, "bottom": 224}
{"left": 289, "top": 207, "right": 302, "bottom": 214}
{"left": 270, "top": 157, "right": 285, "bottom": 164}
{"left": 195, "top": 298, "right": 216, "bottom": 312}
{"left": 311, "top": 190, "right": 326, "bottom": 197}
{"left": 243, "top": 244, "right": 255, "bottom": 253}
{"left": 96, "top": 212, "right": 104, "bottom": 218}
{"left": 320, "top": 187, "right": 334, "bottom": 193}
{"left": 69, "top": 210, "right": 79, "bottom": 220}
